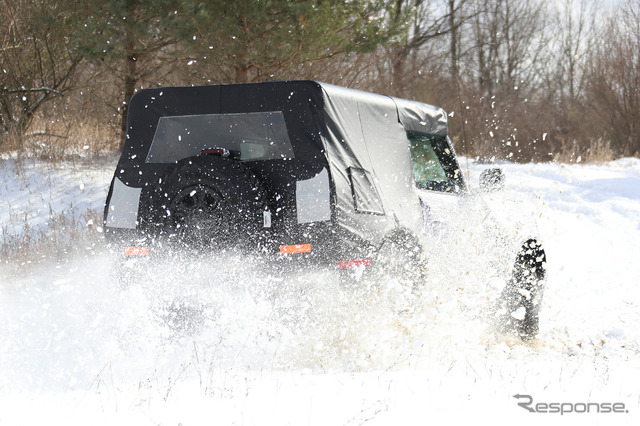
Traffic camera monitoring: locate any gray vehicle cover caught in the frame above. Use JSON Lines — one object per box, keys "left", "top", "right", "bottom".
{"left": 104, "top": 80, "right": 451, "bottom": 248}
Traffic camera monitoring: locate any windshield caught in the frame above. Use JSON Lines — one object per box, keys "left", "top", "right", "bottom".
{"left": 407, "top": 131, "right": 465, "bottom": 193}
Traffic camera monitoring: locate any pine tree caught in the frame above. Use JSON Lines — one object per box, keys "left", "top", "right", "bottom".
{"left": 174, "top": 0, "right": 403, "bottom": 83}
{"left": 76, "top": 0, "right": 182, "bottom": 146}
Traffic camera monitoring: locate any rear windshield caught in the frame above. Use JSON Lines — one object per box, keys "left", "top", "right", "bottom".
{"left": 145, "top": 111, "right": 295, "bottom": 163}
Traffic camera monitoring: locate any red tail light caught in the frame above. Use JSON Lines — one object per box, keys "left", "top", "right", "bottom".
{"left": 125, "top": 247, "right": 150, "bottom": 256}
{"left": 280, "top": 244, "right": 312, "bottom": 254}
{"left": 337, "top": 258, "right": 372, "bottom": 269}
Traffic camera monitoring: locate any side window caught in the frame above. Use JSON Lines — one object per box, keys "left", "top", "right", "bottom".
{"left": 348, "top": 167, "right": 385, "bottom": 215}
{"left": 407, "top": 131, "right": 464, "bottom": 193}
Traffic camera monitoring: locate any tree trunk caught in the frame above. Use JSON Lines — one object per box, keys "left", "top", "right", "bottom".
{"left": 235, "top": 65, "right": 249, "bottom": 83}
{"left": 120, "top": 52, "right": 137, "bottom": 149}
{"left": 449, "top": 0, "right": 459, "bottom": 81}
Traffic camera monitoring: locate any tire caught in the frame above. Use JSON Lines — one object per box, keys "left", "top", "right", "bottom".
{"left": 157, "top": 155, "right": 268, "bottom": 251}
{"left": 496, "top": 239, "right": 546, "bottom": 340}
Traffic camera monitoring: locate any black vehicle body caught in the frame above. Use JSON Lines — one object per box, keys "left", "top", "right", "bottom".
{"left": 104, "top": 80, "right": 463, "bottom": 267}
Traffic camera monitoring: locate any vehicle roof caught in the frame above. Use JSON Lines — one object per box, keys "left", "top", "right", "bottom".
{"left": 317, "top": 82, "right": 448, "bottom": 137}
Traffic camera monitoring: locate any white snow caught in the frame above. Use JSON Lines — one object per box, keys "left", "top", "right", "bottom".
{"left": 0, "top": 158, "right": 112, "bottom": 242}
{"left": 510, "top": 306, "right": 527, "bottom": 320}
{"left": 1, "top": 156, "right": 640, "bottom": 425}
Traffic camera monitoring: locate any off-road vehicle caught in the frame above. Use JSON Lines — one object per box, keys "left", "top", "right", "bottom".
{"left": 104, "top": 80, "right": 546, "bottom": 338}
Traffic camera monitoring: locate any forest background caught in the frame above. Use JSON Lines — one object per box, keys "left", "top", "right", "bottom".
{"left": 1, "top": 0, "right": 638, "bottom": 164}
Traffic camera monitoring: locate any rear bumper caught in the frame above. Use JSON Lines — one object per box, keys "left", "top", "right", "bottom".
{"left": 104, "top": 225, "right": 375, "bottom": 271}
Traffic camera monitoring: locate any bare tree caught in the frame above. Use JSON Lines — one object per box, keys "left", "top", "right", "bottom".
{"left": 367, "top": 0, "right": 473, "bottom": 97}
{"left": 445, "top": 0, "right": 554, "bottom": 161}
{"left": 540, "top": 0, "right": 598, "bottom": 105}
{"left": 585, "top": 0, "right": 640, "bottom": 156}
{"left": 466, "top": 0, "right": 549, "bottom": 99}
{"left": 0, "top": 0, "right": 82, "bottom": 148}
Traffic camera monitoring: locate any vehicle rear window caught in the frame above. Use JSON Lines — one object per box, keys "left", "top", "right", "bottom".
{"left": 145, "top": 112, "right": 295, "bottom": 163}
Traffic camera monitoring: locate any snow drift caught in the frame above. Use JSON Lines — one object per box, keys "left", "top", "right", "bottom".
{"left": 1, "top": 156, "right": 639, "bottom": 425}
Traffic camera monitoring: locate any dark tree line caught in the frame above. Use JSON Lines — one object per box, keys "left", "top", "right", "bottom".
{"left": 1, "top": 0, "right": 638, "bottom": 162}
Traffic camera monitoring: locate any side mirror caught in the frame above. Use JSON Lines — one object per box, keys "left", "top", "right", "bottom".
{"left": 479, "top": 168, "right": 505, "bottom": 192}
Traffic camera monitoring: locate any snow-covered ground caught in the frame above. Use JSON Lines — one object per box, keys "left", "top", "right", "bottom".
{"left": 1, "top": 156, "right": 639, "bottom": 425}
